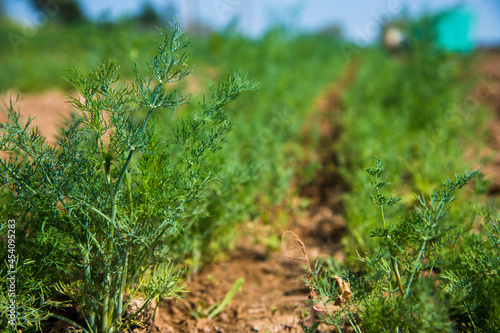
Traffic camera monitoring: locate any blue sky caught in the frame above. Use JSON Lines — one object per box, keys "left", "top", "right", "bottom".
{"left": 4, "top": 0, "right": 500, "bottom": 45}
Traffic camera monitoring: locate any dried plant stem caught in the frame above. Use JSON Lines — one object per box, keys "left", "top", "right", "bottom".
{"left": 282, "top": 231, "right": 315, "bottom": 298}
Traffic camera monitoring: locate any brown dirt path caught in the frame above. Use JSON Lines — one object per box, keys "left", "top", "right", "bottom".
{"left": 152, "top": 65, "right": 359, "bottom": 333}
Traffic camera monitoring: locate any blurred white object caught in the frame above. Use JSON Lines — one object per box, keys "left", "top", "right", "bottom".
{"left": 382, "top": 26, "right": 404, "bottom": 52}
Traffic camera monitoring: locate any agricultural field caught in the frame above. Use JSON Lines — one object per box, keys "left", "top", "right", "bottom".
{"left": 1, "top": 11, "right": 500, "bottom": 333}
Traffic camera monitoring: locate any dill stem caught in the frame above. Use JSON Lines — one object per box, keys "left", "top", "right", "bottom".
{"left": 392, "top": 258, "right": 404, "bottom": 296}
{"left": 116, "top": 249, "right": 129, "bottom": 323}
{"left": 405, "top": 235, "right": 428, "bottom": 299}
{"left": 103, "top": 107, "right": 153, "bottom": 332}
{"left": 84, "top": 253, "right": 96, "bottom": 332}
{"left": 380, "top": 199, "right": 387, "bottom": 229}
{"left": 380, "top": 201, "right": 404, "bottom": 297}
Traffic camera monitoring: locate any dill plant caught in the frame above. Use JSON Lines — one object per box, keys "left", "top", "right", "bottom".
{"left": 0, "top": 21, "right": 256, "bottom": 332}
{"left": 302, "top": 159, "right": 494, "bottom": 332}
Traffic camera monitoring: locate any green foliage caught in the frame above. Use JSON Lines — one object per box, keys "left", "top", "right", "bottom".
{"left": 303, "top": 159, "right": 500, "bottom": 332}
{"left": 441, "top": 217, "right": 500, "bottom": 331}
{"left": 0, "top": 21, "right": 256, "bottom": 332}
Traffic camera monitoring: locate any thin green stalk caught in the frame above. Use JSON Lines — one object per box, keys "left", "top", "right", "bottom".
{"left": 72, "top": 217, "right": 105, "bottom": 256}
{"left": 405, "top": 232, "right": 430, "bottom": 299}
{"left": 391, "top": 256, "right": 404, "bottom": 297}
{"left": 104, "top": 108, "right": 154, "bottom": 332}
{"left": 113, "top": 152, "right": 133, "bottom": 203}
{"left": 101, "top": 273, "right": 111, "bottom": 332}
{"left": 112, "top": 106, "right": 153, "bottom": 204}
{"left": 405, "top": 193, "right": 448, "bottom": 299}
{"left": 116, "top": 249, "right": 129, "bottom": 322}
{"left": 102, "top": 192, "right": 116, "bottom": 333}
{"left": 126, "top": 245, "right": 150, "bottom": 291}
{"left": 122, "top": 245, "right": 159, "bottom": 315}
{"left": 380, "top": 203, "right": 404, "bottom": 297}
{"left": 125, "top": 170, "right": 134, "bottom": 212}
{"left": 83, "top": 253, "right": 96, "bottom": 332}
{"left": 148, "top": 301, "right": 160, "bottom": 333}
{"left": 465, "top": 303, "right": 478, "bottom": 333}
{"left": 345, "top": 308, "right": 363, "bottom": 333}
{"left": 103, "top": 194, "right": 116, "bottom": 333}
{"left": 379, "top": 195, "right": 387, "bottom": 228}
{"left": 61, "top": 198, "right": 113, "bottom": 225}
{"left": 45, "top": 312, "right": 88, "bottom": 332}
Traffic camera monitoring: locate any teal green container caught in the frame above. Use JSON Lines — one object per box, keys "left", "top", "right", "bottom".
{"left": 435, "top": 9, "right": 475, "bottom": 53}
